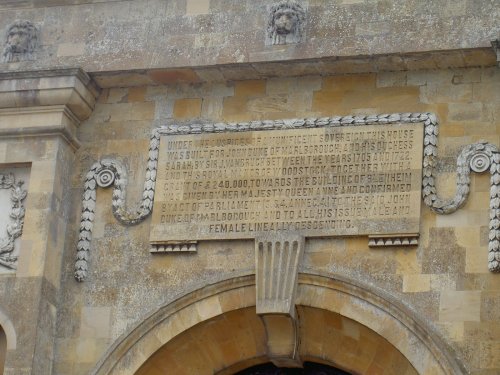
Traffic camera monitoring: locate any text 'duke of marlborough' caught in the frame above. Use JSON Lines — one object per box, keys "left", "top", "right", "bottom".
{"left": 150, "top": 124, "right": 423, "bottom": 242}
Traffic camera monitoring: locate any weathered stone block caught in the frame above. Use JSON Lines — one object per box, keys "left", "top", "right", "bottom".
{"left": 234, "top": 80, "right": 266, "bottom": 97}
{"left": 173, "top": 98, "right": 202, "bottom": 119}
{"left": 439, "top": 291, "right": 481, "bottom": 322}
{"left": 186, "top": 0, "right": 210, "bottom": 15}
{"left": 403, "top": 274, "right": 431, "bottom": 293}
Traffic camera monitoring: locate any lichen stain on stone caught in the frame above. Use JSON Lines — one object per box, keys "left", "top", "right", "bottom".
{"left": 421, "top": 228, "right": 465, "bottom": 274}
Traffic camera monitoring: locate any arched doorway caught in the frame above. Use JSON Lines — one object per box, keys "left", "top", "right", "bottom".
{"left": 91, "top": 274, "right": 465, "bottom": 375}
{"left": 134, "top": 306, "right": 418, "bottom": 375}
{"left": 0, "top": 307, "right": 15, "bottom": 375}
{"left": 0, "top": 326, "right": 5, "bottom": 375}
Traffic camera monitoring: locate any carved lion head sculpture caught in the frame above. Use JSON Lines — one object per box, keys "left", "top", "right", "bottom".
{"left": 267, "top": 1, "right": 306, "bottom": 45}
{"left": 3, "top": 20, "right": 39, "bottom": 63}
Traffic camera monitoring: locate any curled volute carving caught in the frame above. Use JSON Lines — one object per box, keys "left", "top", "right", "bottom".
{"left": 74, "top": 129, "right": 160, "bottom": 282}
{"left": 420, "top": 118, "right": 500, "bottom": 271}
{"left": 421, "top": 131, "right": 496, "bottom": 215}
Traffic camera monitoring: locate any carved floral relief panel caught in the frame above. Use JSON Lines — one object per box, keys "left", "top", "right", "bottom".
{"left": 0, "top": 166, "right": 29, "bottom": 273}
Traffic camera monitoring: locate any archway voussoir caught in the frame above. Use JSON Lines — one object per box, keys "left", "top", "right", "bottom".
{"left": 93, "top": 274, "right": 465, "bottom": 375}
{"left": 194, "top": 294, "right": 223, "bottom": 321}
{"left": 153, "top": 315, "right": 185, "bottom": 345}
{"left": 136, "top": 335, "right": 163, "bottom": 367}
{"left": 176, "top": 304, "right": 204, "bottom": 332}
{"left": 218, "top": 287, "right": 244, "bottom": 313}
{"left": 297, "top": 283, "right": 349, "bottom": 312}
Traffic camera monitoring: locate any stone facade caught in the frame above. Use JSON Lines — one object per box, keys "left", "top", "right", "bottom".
{"left": 0, "top": 1, "right": 498, "bottom": 375}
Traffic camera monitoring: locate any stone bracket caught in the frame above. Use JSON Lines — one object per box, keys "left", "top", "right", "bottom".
{"left": 255, "top": 232, "right": 304, "bottom": 367}
{"left": 368, "top": 234, "right": 419, "bottom": 247}
{"left": 0, "top": 68, "right": 100, "bottom": 150}
{"left": 150, "top": 241, "right": 197, "bottom": 253}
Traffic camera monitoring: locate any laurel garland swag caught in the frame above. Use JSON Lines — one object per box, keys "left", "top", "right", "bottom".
{"left": 74, "top": 113, "right": 500, "bottom": 281}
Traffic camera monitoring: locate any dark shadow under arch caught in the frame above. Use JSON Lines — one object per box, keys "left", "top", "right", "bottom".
{"left": 235, "top": 361, "right": 351, "bottom": 374}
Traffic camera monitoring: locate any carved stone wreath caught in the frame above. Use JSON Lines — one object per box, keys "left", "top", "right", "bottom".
{"left": 0, "top": 173, "right": 27, "bottom": 270}
{"left": 75, "top": 113, "right": 500, "bottom": 281}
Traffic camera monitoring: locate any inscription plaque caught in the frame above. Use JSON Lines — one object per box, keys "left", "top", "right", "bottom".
{"left": 150, "top": 124, "right": 423, "bottom": 243}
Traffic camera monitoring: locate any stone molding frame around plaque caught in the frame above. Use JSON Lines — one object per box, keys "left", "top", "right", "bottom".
{"left": 368, "top": 234, "right": 419, "bottom": 247}
{"left": 150, "top": 241, "right": 197, "bottom": 253}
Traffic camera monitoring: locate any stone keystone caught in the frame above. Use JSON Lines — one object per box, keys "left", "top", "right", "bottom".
{"left": 255, "top": 232, "right": 304, "bottom": 367}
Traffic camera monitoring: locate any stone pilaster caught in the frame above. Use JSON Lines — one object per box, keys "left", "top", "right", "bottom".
{"left": 0, "top": 68, "right": 98, "bottom": 374}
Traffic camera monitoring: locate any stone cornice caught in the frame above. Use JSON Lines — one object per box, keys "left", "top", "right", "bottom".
{"left": 0, "top": 67, "right": 91, "bottom": 84}
{"left": 0, "top": 68, "right": 99, "bottom": 149}
{"left": 0, "top": 0, "right": 497, "bottom": 74}
{"left": 0, "top": 68, "right": 99, "bottom": 121}
{"left": 90, "top": 48, "right": 497, "bottom": 88}
{"left": 0, "top": 106, "right": 81, "bottom": 149}
{"left": 0, "top": 0, "right": 124, "bottom": 10}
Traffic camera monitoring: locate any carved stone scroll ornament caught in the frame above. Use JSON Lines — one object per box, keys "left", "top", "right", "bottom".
{"left": 421, "top": 134, "right": 500, "bottom": 271}
{"left": 0, "top": 174, "right": 27, "bottom": 270}
{"left": 267, "top": 1, "right": 306, "bottom": 45}
{"left": 74, "top": 129, "right": 160, "bottom": 282}
{"left": 2, "top": 20, "right": 39, "bottom": 63}
{"left": 75, "top": 112, "right": 500, "bottom": 281}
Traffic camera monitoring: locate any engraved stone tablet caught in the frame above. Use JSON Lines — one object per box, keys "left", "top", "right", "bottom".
{"left": 150, "top": 124, "right": 423, "bottom": 243}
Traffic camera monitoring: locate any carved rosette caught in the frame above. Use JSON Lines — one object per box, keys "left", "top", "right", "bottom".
{"left": 95, "top": 168, "right": 115, "bottom": 188}
{"left": 470, "top": 152, "right": 491, "bottom": 173}
{"left": 0, "top": 173, "right": 27, "bottom": 270}
{"left": 75, "top": 112, "right": 500, "bottom": 281}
